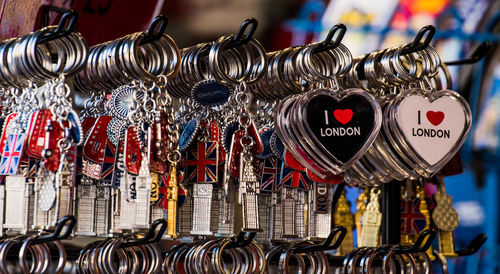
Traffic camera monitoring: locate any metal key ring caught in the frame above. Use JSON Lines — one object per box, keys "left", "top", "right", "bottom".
{"left": 184, "top": 242, "right": 201, "bottom": 274}
{"left": 18, "top": 237, "right": 38, "bottom": 274}
{"left": 236, "top": 244, "right": 251, "bottom": 274}
{"left": 96, "top": 238, "right": 116, "bottom": 274}
{"left": 277, "top": 243, "right": 307, "bottom": 274}
{"left": 243, "top": 244, "right": 258, "bottom": 274}
{"left": 359, "top": 247, "right": 379, "bottom": 274}
{"left": 363, "top": 245, "right": 390, "bottom": 274}
{"left": 170, "top": 244, "right": 190, "bottom": 274}
{"left": 91, "top": 237, "right": 114, "bottom": 274}
{"left": 301, "top": 251, "right": 317, "bottom": 274}
{"left": 137, "top": 244, "right": 151, "bottom": 274}
{"left": 76, "top": 240, "right": 103, "bottom": 273}
{"left": 49, "top": 240, "right": 67, "bottom": 274}
{"left": 382, "top": 247, "right": 400, "bottom": 274}
{"left": 0, "top": 235, "right": 27, "bottom": 273}
{"left": 145, "top": 243, "right": 162, "bottom": 273}
{"left": 348, "top": 247, "right": 371, "bottom": 274}
{"left": 37, "top": 242, "right": 54, "bottom": 274}
{"left": 343, "top": 247, "right": 363, "bottom": 274}
{"left": 196, "top": 239, "right": 220, "bottom": 273}
{"left": 212, "top": 237, "right": 241, "bottom": 274}
{"left": 209, "top": 35, "right": 267, "bottom": 86}
{"left": 265, "top": 245, "right": 284, "bottom": 272}
{"left": 418, "top": 251, "right": 432, "bottom": 274}
{"left": 248, "top": 241, "right": 266, "bottom": 274}
{"left": 116, "top": 247, "right": 132, "bottom": 274}
{"left": 400, "top": 252, "right": 417, "bottom": 274}
{"left": 163, "top": 243, "right": 185, "bottom": 273}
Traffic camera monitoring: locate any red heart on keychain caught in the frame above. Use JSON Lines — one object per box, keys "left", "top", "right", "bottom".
{"left": 426, "top": 111, "right": 445, "bottom": 126}
{"left": 333, "top": 109, "right": 353, "bottom": 125}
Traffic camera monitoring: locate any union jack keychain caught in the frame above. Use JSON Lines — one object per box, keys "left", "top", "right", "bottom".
{"left": 0, "top": 86, "right": 35, "bottom": 175}
{"left": 40, "top": 79, "right": 81, "bottom": 226}
{"left": 1, "top": 85, "right": 37, "bottom": 233}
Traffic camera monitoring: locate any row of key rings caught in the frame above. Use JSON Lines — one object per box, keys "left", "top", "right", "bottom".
{"left": 0, "top": 26, "right": 87, "bottom": 88}
{"left": 73, "top": 25, "right": 180, "bottom": 93}
{"left": 251, "top": 40, "right": 352, "bottom": 101}
{"left": 0, "top": 234, "right": 66, "bottom": 273}
{"left": 341, "top": 245, "right": 432, "bottom": 274}
{"left": 164, "top": 237, "right": 266, "bottom": 274}
{"left": 166, "top": 34, "right": 267, "bottom": 99}
{"left": 76, "top": 236, "right": 163, "bottom": 273}
{"left": 342, "top": 43, "right": 449, "bottom": 94}
{"left": 266, "top": 243, "right": 330, "bottom": 274}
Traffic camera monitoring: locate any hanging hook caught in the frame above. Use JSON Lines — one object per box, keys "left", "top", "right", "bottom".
{"left": 119, "top": 219, "right": 167, "bottom": 248}
{"left": 37, "top": 5, "right": 71, "bottom": 29}
{"left": 294, "top": 226, "right": 347, "bottom": 253}
{"left": 223, "top": 18, "right": 259, "bottom": 50}
{"left": 31, "top": 215, "right": 77, "bottom": 245}
{"left": 226, "top": 231, "right": 257, "bottom": 249}
{"left": 394, "top": 229, "right": 436, "bottom": 254}
{"left": 139, "top": 14, "right": 169, "bottom": 46}
{"left": 355, "top": 25, "right": 436, "bottom": 80}
{"left": 39, "top": 10, "right": 79, "bottom": 44}
{"left": 312, "top": 24, "right": 347, "bottom": 54}
{"left": 400, "top": 25, "right": 436, "bottom": 55}
{"left": 455, "top": 233, "right": 487, "bottom": 256}
{"left": 445, "top": 42, "right": 494, "bottom": 66}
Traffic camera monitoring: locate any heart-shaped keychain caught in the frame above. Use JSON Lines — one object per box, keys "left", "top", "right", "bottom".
{"left": 295, "top": 88, "right": 382, "bottom": 173}
{"left": 354, "top": 95, "right": 415, "bottom": 184}
{"left": 385, "top": 89, "right": 471, "bottom": 177}
{"left": 275, "top": 95, "right": 333, "bottom": 178}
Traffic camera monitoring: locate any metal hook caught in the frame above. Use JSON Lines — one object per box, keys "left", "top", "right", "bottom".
{"left": 139, "top": 14, "right": 169, "bottom": 46}
{"left": 119, "top": 219, "right": 167, "bottom": 248}
{"left": 223, "top": 18, "right": 259, "bottom": 50}
{"left": 31, "top": 215, "right": 77, "bottom": 245}
{"left": 400, "top": 25, "right": 436, "bottom": 55}
{"left": 394, "top": 229, "right": 436, "bottom": 254}
{"left": 294, "top": 226, "right": 347, "bottom": 253}
{"left": 39, "top": 10, "right": 79, "bottom": 44}
{"left": 355, "top": 25, "right": 436, "bottom": 80}
{"left": 445, "top": 42, "right": 494, "bottom": 66}
{"left": 455, "top": 233, "right": 487, "bottom": 256}
{"left": 312, "top": 24, "right": 347, "bottom": 53}
{"left": 226, "top": 231, "right": 257, "bottom": 249}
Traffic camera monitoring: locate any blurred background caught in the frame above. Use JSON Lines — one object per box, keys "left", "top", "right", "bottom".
{"left": 0, "top": 0, "right": 499, "bottom": 273}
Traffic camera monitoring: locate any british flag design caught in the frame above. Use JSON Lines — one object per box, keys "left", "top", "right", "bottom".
{"left": 400, "top": 199, "right": 427, "bottom": 235}
{"left": 182, "top": 141, "right": 218, "bottom": 184}
{"left": 260, "top": 157, "right": 281, "bottom": 192}
{"left": 0, "top": 133, "right": 26, "bottom": 175}
{"left": 279, "top": 162, "right": 309, "bottom": 190}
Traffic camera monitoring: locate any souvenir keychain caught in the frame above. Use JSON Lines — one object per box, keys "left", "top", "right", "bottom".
{"left": 2, "top": 85, "right": 35, "bottom": 233}
{"left": 432, "top": 176, "right": 459, "bottom": 257}
{"left": 202, "top": 31, "right": 267, "bottom": 233}
{"left": 384, "top": 81, "right": 472, "bottom": 178}
{"left": 333, "top": 189, "right": 354, "bottom": 255}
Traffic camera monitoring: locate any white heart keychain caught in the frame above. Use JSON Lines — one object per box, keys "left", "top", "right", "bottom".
{"left": 386, "top": 88, "right": 471, "bottom": 177}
